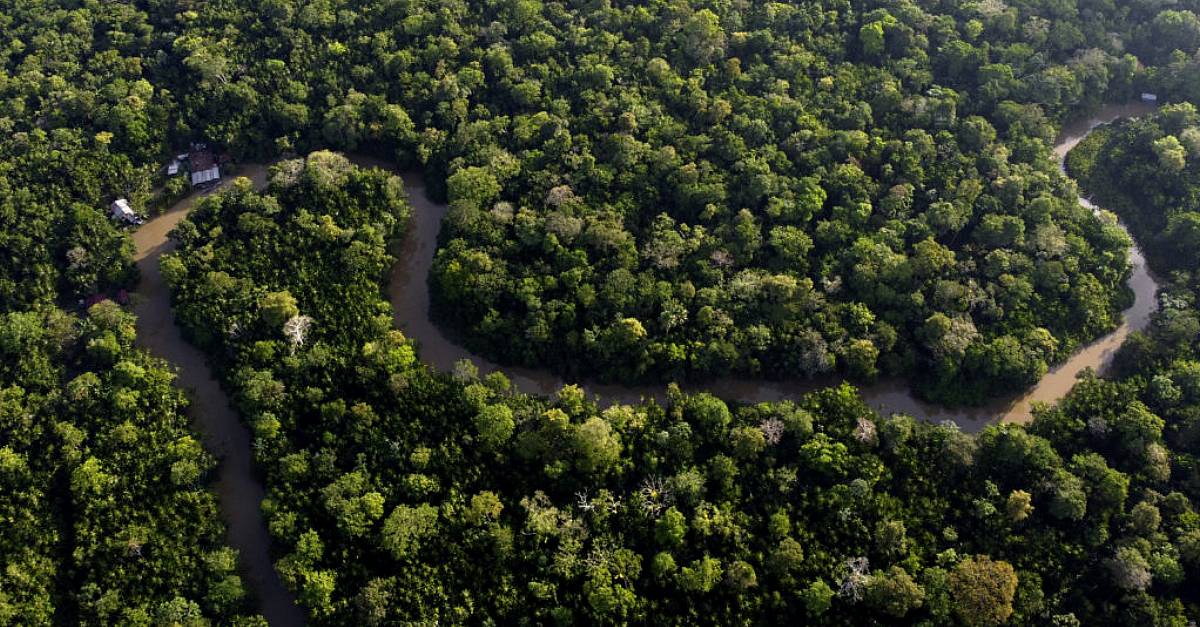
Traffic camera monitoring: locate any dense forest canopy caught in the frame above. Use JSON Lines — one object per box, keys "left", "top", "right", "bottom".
{"left": 1, "top": 0, "right": 1200, "bottom": 624}
{"left": 9, "top": 0, "right": 1200, "bottom": 401}
{"left": 1067, "top": 103, "right": 1200, "bottom": 442}
{"left": 163, "top": 155, "right": 1200, "bottom": 624}
{"left": 165, "top": 0, "right": 1162, "bottom": 402}
{"left": 0, "top": 301, "right": 264, "bottom": 624}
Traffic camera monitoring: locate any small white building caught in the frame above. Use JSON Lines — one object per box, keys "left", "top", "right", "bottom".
{"left": 110, "top": 199, "right": 143, "bottom": 225}
{"left": 189, "top": 147, "right": 221, "bottom": 187}
{"left": 166, "top": 153, "right": 190, "bottom": 177}
{"left": 191, "top": 165, "right": 220, "bottom": 186}
{"left": 1142, "top": 93, "right": 1159, "bottom": 103}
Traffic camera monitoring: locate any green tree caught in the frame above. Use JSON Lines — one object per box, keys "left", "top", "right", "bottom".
{"left": 260, "top": 291, "right": 299, "bottom": 328}
{"left": 865, "top": 566, "right": 925, "bottom": 617}
{"left": 380, "top": 504, "right": 438, "bottom": 562}
{"left": 949, "top": 556, "right": 1018, "bottom": 626}
{"left": 474, "top": 404, "right": 515, "bottom": 449}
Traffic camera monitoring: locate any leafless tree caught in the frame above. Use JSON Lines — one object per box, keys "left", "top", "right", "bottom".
{"left": 283, "top": 314, "right": 314, "bottom": 353}
{"left": 854, "top": 416, "right": 877, "bottom": 445}
{"left": 453, "top": 359, "right": 479, "bottom": 381}
{"left": 796, "top": 330, "right": 834, "bottom": 376}
{"left": 709, "top": 249, "right": 734, "bottom": 268}
{"left": 545, "top": 185, "right": 576, "bottom": 207}
{"left": 837, "top": 557, "right": 871, "bottom": 602}
{"left": 270, "top": 158, "right": 305, "bottom": 189}
{"left": 638, "top": 476, "right": 672, "bottom": 517}
{"left": 545, "top": 211, "right": 584, "bottom": 243}
{"left": 489, "top": 201, "right": 515, "bottom": 223}
{"left": 66, "top": 246, "right": 89, "bottom": 270}
{"left": 1106, "top": 547, "right": 1151, "bottom": 591}
{"left": 759, "top": 418, "right": 784, "bottom": 445}
{"left": 575, "top": 489, "right": 595, "bottom": 512}
{"left": 974, "top": 0, "right": 1008, "bottom": 18}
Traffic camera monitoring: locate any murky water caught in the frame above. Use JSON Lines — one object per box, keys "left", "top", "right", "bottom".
{"left": 379, "top": 102, "right": 1160, "bottom": 432}
{"left": 123, "top": 102, "right": 1156, "bottom": 624}
{"left": 130, "top": 166, "right": 305, "bottom": 626}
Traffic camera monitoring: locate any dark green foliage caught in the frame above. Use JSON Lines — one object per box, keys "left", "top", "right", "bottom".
{"left": 1065, "top": 100, "right": 1200, "bottom": 502}
{"left": 3, "top": 0, "right": 1200, "bottom": 623}
{"left": 165, "top": 173, "right": 1199, "bottom": 624}
{"left": 166, "top": 152, "right": 410, "bottom": 356}
{"left": 1068, "top": 103, "right": 1200, "bottom": 275}
{"left": 366, "top": 0, "right": 1142, "bottom": 403}
{"left": 133, "top": 0, "right": 1169, "bottom": 404}
{"left": 0, "top": 2, "right": 265, "bottom": 622}
{"left": 0, "top": 303, "right": 260, "bottom": 624}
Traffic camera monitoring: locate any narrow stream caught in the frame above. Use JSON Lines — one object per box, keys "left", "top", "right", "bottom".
{"left": 381, "top": 101, "right": 1160, "bottom": 432}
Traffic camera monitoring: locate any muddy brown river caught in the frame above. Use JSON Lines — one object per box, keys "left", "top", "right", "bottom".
{"left": 131, "top": 102, "right": 1154, "bottom": 625}
{"left": 383, "top": 102, "right": 1160, "bottom": 432}
{"left": 131, "top": 166, "right": 305, "bottom": 626}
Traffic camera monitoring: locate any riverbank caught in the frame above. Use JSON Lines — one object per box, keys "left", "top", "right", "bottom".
{"left": 124, "top": 101, "right": 1155, "bottom": 622}
{"left": 379, "top": 102, "right": 1160, "bottom": 432}
{"left": 130, "top": 165, "right": 305, "bottom": 627}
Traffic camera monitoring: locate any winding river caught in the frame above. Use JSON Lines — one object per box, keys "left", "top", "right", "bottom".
{"left": 384, "top": 101, "right": 1161, "bottom": 432}
{"left": 130, "top": 101, "right": 1154, "bottom": 625}
{"left": 131, "top": 166, "right": 305, "bottom": 627}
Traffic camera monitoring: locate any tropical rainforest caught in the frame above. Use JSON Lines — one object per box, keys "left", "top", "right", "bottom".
{"left": 2, "top": 0, "right": 1200, "bottom": 625}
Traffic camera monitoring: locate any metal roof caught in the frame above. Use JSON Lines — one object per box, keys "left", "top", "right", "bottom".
{"left": 191, "top": 166, "right": 220, "bottom": 186}
{"left": 111, "top": 199, "right": 139, "bottom": 223}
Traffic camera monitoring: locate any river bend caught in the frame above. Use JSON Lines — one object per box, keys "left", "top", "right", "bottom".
{"left": 382, "top": 102, "right": 1160, "bottom": 432}
{"left": 129, "top": 102, "right": 1155, "bottom": 624}
{"left": 131, "top": 166, "right": 305, "bottom": 626}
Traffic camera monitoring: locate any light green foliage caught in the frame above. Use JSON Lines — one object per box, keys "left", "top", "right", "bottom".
{"left": 572, "top": 415, "right": 622, "bottom": 476}
{"left": 474, "top": 404, "right": 516, "bottom": 449}
{"left": 164, "top": 173, "right": 1200, "bottom": 623}
{"left": 1006, "top": 490, "right": 1033, "bottom": 523}
{"left": 395, "top": 0, "right": 1144, "bottom": 406}
{"left": 465, "top": 491, "right": 503, "bottom": 526}
{"left": 768, "top": 538, "right": 804, "bottom": 577}
{"left": 865, "top": 566, "right": 925, "bottom": 617}
{"left": 322, "top": 471, "right": 386, "bottom": 538}
{"left": 1154, "top": 135, "right": 1188, "bottom": 172}
{"left": 655, "top": 508, "right": 687, "bottom": 548}
{"left": 676, "top": 556, "right": 722, "bottom": 594}
{"left": 380, "top": 504, "right": 439, "bottom": 562}
{"left": 260, "top": 291, "right": 299, "bottom": 328}
{"left": 948, "top": 556, "right": 1018, "bottom": 627}
{"left": 802, "top": 580, "right": 835, "bottom": 617}
{"left": 446, "top": 166, "right": 501, "bottom": 212}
